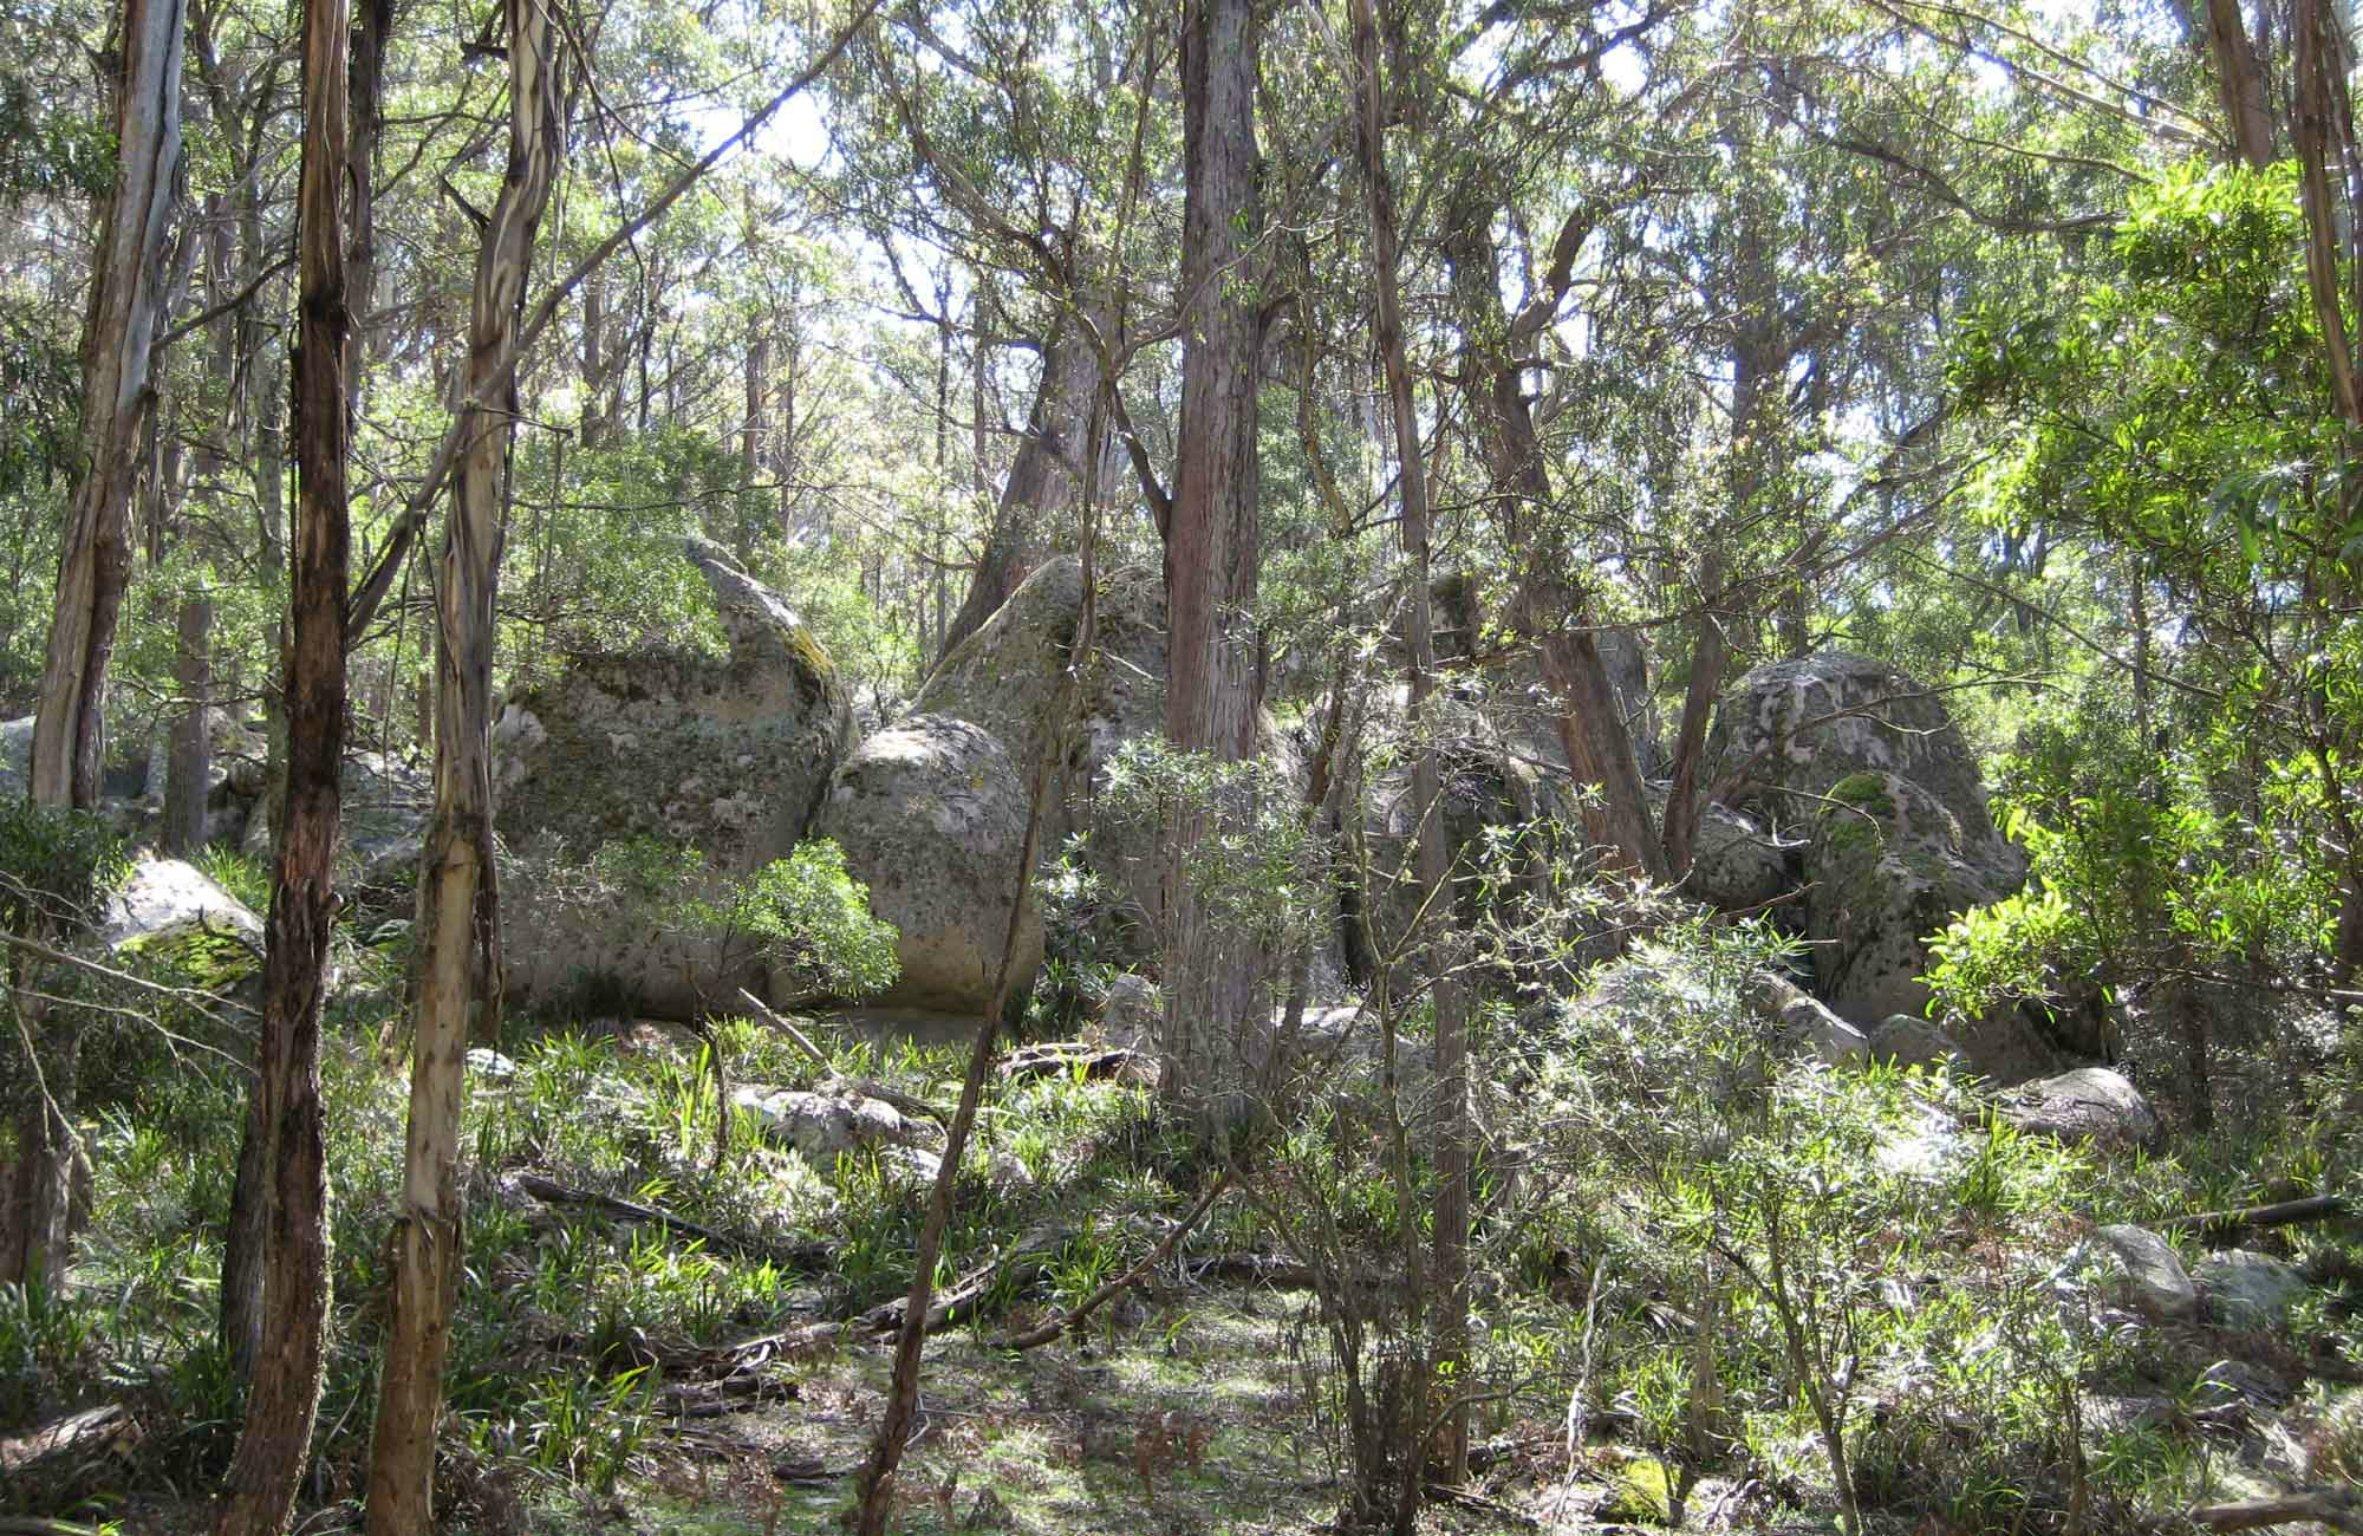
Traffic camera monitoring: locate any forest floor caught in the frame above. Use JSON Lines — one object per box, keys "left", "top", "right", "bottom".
{"left": 13, "top": 929, "right": 2363, "bottom": 1536}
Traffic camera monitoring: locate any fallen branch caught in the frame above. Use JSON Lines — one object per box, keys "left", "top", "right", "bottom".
{"left": 2155, "top": 1194, "right": 2349, "bottom": 1242}
{"left": 506, "top": 1171, "right": 827, "bottom": 1268}
{"left": 2190, "top": 1489, "right": 2363, "bottom": 1532}
{"left": 737, "top": 988, "right": 951, "bottom": 1125}
{"left": 0, "top": 1404, "right": 133, "bottom": 1475}
{"left": 1423, "top": 1482, "right": 1541, "bottom": 1529}
{"left": 992, "top": 1172, "right": 1231, "bottom": 1350}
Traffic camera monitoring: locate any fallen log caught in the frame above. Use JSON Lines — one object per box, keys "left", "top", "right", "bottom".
{"left": 2190, "top": 1489, "right": 2363, "bottom": 1532}
{"left": 506, "top": 1170, "right": 828, "bottom": 1268}
{"left": 992, "top": 1173, "right": 1231, "bottom": 1350}
{"left": 2155, "top": 1194, "right": 2349, "bottom": 1242}
{"left": 0, "top": 1404, "right": 133, "bottom": 1476}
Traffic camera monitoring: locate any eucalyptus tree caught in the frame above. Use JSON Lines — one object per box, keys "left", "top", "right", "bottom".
{"left": 3, "top": 0, "right": 188, "bottom": 1290}
{"left": 366, "top": 0, "right": 570, "bottom": 1519}
{"left": 211, "top": 0, "right": 353, "bottom": 1512}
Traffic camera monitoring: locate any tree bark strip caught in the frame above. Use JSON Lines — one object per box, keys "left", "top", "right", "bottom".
{"left": 363, "top": 2, "right": 564, "bottom": 1525}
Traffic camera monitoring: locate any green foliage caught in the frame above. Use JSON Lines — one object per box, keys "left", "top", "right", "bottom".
{"left": 696, "top": 840, "right": 901, "bottom": 1003}
{"left": 0, "top": 798, "right": 124, "bottom": 934}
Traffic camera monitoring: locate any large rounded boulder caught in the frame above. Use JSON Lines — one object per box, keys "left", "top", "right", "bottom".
{"left": 1705, "top": 652, "right": 2043, "bottom": 1079}
{"left": 910, "top": 555, "right": 1165, "bottom": 808}
{"left": 496, "top": 539, "right": 853, "bottom": 1018}
{"left": 815, "top": 715, "right": 1044, "bottom": 1015}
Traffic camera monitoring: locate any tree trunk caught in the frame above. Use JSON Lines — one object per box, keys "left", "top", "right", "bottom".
{"left": 580, "top": 264, "right": 606, "bottom": 449}
{"left": 1660, "top": 548, "right": 1729, "bottom": 877}
{"left": 27, "top": 0, "right": 184, "bottom": 811}
{"left": 1161, "top": 0, "right": 1267, "bottom": 1136}
{"left": 939, "top": 312, "right": 1105, "bottom": 660}
{"left": 1438, "top": 199, "right": 1664, "bottom": 880}
{"left": 346, "top": 0, "right": 388, "bottom": 406}
{"left": 211, "top": 0, "right": 352, "bottom": 1519}
{"left": 162, "top": 595, "right": 213, "bottom": 854}
{"left": 363, "top": 4, "right": 563, "bottom": 1526}
{"left": 1350, "top": 0, "right": 1465, "bottom": 1486}
{"left": 3, "top": 0, "right": 187, "bottom": 1292}
{"left": 1664, "top": 138, "right": 1786, "bottom": 877}
{"left": 216, "top": 78, "right": 287, "bottom": 1371}
{"left": 2202, "top": 0, "right": 2276, "bottom": 169}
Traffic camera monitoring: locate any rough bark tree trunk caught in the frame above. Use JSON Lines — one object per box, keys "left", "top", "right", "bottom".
{"left": 210, "top": 0, "right": 352, "bottom": 1519}
{"left": 1439, "top": 199, "right": 1664, "bottom": 881}
{"left": 363, "top": 4, "right": 563, "bottom": 1526}
{"left": 939, "top": 313, "right": 1106, "bottom": 660}
{"left": 1161, "top": 0, "right": 1268, "bottom": 1136}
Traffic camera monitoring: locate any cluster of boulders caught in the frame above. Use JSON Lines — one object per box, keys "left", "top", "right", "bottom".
{"left": 2, "top": 538, "right": 2092, "bottom": 1100}
{"left": 477, "top": 547, "right": 2088, "bottom": 1092}
{"left": 493, "top": 541, "right": 1125, "bottom": 1018}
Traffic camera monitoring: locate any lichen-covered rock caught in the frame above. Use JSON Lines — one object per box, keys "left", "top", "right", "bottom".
{"left": 1803, "top": 771, "right": 2050, "bottom": 1078}
{"left": 103, "top": 854, "right": 264, "bottom": 950}
{"left": 1680, "top": 800, "right": 1796, "bottom": 913}
{"left": 912, "top": 558, "right": 1169, "bottom": 958}
{"left": 734, "top": 1084, "right": 944, "bottom": 1159}
{"left": 1748, "top": 973, "right": 1870, "bottom": 1066}
{"left": 102, "top": 854, "right": 264, "bottom": 985}
{"left": 2002, "top": 1067, "right": 2158, "bottom": 1147}
{"left": 911, "top": 555, "right": 1165, "bottom": 810}
{"left": 814, "top": 715, "right": 1043, "bottom": 1015}
{"left": 1869, "top": 1013, "right": 1965, "bottom": 1070}
{"left": 1704, "top": 654, "right": 2037, "bottom": 1078}
{"left": 1706, "top": 652, "right": 2019, "bottom": 874}
{"left": 497, "top": 540, "right": 852, "bottom": 1019}
{"left": 2092, "top": 1223, "right": 2198, "bottom": 1322}
{"left": 1097, "top": 973, "right": 1161, "bottom": 1050}
{"left": 497, "top": 537, "right": 851, "bottom": 870}
{"left": 2197, "top": 1250, "right": 2308, "bottom": 1331}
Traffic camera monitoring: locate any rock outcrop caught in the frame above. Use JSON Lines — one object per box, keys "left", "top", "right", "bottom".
{"left": 814, "top": 715, "right": 1043, "bottom": 1015}
{"left": 498, "top": 537, "right": 851, "bottom": 867}
{"left": 497, "top": 540, "right": 853, "bottom": 1018}
{"left": 2001, "top": 1067, "right": 2158, "bottom": 1147}
{"left": 1704, "top": 652, "right": 2045, "bottom": 1078}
